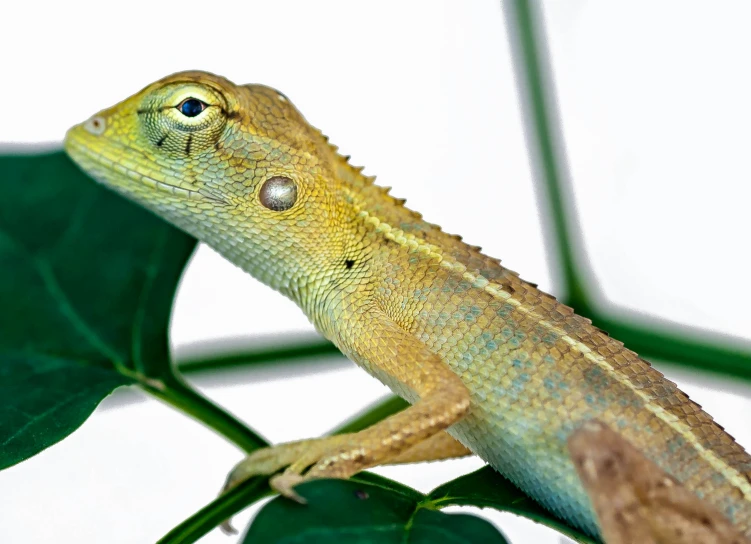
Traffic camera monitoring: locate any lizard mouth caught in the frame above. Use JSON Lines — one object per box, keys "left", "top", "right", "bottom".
{"left": 64, "top": 126, "right": 229, "bottom": 205}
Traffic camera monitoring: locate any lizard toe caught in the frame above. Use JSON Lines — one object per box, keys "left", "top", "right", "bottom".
{"left": 270, "top": 471, "right": 308, "bottom": 503}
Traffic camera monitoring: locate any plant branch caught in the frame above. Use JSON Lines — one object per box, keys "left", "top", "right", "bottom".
{"left": 145, "top": 374, "right": 268, "bottom": 454}
{"left": 502, "top": 0, "right": 596, "bottom": 309}
{"left": 502, "top": 0, "right": 751, "bottom": 378}
{"left": 178, "top": 338, "right": 341, "bottom": 374}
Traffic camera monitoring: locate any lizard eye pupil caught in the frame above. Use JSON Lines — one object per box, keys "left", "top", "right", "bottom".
{"left": 177, "top": 98, "right": 206, "bottom": 117}
{"left": 260, "top": 176, "right": 297, "bottom": 211}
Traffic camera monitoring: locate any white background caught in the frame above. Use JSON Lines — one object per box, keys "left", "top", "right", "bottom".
{"left": 2, "top": 1, "right": 751, "bottom": 543}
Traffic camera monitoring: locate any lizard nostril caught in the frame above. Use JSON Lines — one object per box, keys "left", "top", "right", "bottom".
{"left": 83, "top": 116, "right": 106, "bottom": 136}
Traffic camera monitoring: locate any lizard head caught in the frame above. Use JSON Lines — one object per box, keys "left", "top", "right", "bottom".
{"left": 65, "top": 71, "right": 356, "bottom": 299}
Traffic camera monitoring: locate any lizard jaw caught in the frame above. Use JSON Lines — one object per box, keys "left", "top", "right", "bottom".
{"left": 64, "top": 124, "right": 229, "bottom": 206}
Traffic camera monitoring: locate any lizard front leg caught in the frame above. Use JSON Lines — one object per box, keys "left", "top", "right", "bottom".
{"left": 387, "top": 431, "right": 472, "bottom": 464}
{"left": 223, "top": 431, "right": 470, "bottom": 495}
{"left": 220, "top": 431, "right": 471, "bottom": 534}
{"left": 223, "top": 308, "right": 471, "bottom": 500}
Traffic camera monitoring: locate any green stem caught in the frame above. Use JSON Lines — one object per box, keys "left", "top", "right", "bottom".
{"left": 156, "top": 477, "right": 272, "bottom": 544}
{"left": 178, "top": 338, "right": 341, "bottom": 374}
{"left": 591, "top": 315, "right": 751, "bottom": 382}
{"left": 146, "top": 374, "right": 268, "bottom": 453}
{"left": 503, "top": 0, "right": 751, "bottom": 378}
{"left": 502, "top": 0, "right": 595, "bottom": 308}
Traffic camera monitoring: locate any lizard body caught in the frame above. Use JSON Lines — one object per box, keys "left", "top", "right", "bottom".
{"left": 64, "top": 71, "right": 751, "bottom": 539}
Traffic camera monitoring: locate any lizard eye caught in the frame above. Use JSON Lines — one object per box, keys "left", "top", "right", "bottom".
{"left": 177, "top": 98, "right": 207, "bottom": 117}
{"left": 140, "top": 83, "right": 227, "bottom": 156}
{"left": 259, "top": 176, "right": 297, "bottom": 211}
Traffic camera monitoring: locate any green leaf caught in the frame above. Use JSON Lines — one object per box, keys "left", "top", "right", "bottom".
{"left": 244, "top": 478, "right": 509, "bottom": 544}
{"left": 430, "top": 466, "right": 599, "bottom": 544}
{"left": 0, "top": 354, "right": 129, "bottom": 470}
{"left": 348, "top": 471, "right": 428, "bottom": 502}
{"left": 0, "top": 150, "right": 264, "bottom": 469}
{"left": 0, "top": 152, "right": 192, "bottom": 370}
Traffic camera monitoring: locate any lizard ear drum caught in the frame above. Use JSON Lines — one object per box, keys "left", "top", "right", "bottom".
{"left": 259, "top": 176, "right": 298, "bottom": 211}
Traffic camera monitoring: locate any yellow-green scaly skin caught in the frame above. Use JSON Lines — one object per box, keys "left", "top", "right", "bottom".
{"left": 64, "top": 71, "right": 751, "bottom": 538}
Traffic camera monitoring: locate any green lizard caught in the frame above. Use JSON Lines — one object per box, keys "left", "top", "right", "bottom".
{"left": 64, "top": 71, "right": 751, "bottom": 540}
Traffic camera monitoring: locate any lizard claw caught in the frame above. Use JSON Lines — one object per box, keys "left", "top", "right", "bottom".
{"left": 217, "top": 471, "right": 308, "bottom": 535}
{"left": 218, "top": 475, "right": 240, "bottom": 536}
{"left": 219, "top": 519, "right": 238, "bottom": 536}
{"left": 270, "top": 472, "right": 308, "bottom": 504}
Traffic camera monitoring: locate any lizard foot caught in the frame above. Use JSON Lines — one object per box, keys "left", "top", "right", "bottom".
{"left": 218, "top": 435, "right": 351, "bottom": 533}
{"left": 264, "top": 442, "right": 362, "bottom": 504}
{"left": 269, "top": 471, "right": 307, "bottom": 503}
{"left": 220, "top": 436, "right": 341, "bottom": 494}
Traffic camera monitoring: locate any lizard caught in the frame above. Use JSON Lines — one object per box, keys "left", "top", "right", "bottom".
{"left": 63, "top": 70, "right": 751, "bottom": 540}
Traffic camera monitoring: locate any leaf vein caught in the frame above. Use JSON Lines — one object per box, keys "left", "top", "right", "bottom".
{"left": 34, "top": 258, "right": 125, "bottom": 366}
{"left": 130, "top": 227, "right": 169, "bottom": 374}
{"left": 1, "top": 382, "right": 105, "bottom": 448}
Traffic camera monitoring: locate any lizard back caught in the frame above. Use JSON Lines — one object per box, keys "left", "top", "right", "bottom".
{"left": 327, "top": 150, "right": 751, "bottom": 536}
